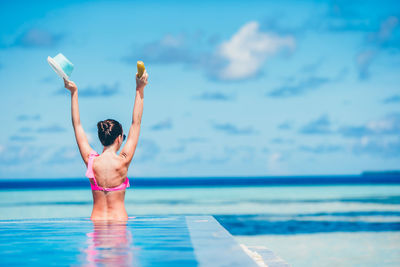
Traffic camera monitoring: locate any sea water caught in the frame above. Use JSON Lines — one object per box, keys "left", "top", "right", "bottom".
{"left": 0, "top": 184, "right": 399, "bottom": 267}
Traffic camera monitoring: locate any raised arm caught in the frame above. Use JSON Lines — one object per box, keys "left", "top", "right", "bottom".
{"left": 64, "top": 78, "right": 93, "bottom": 166}
{"left": 120, "top": 70, "right": 148, "bottom": 165}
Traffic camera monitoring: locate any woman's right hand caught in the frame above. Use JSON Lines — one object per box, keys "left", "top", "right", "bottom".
{"left": 64, "top": 78, "right": 77, "bottom": 93}
{"left": 136, "top": 69, "right": 148, "bottom": 90}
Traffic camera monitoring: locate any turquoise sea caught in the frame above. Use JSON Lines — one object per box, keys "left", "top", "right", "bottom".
{"left": 0, "top": 181, "right": 399, "bottom": 266}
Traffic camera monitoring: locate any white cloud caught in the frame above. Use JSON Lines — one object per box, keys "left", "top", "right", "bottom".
{"left": 353, "top": 136, "right": 400, "bottom": 158}
{"left": 125, "top": 22, "right": 295, "bottom": 81}
{"left": 365, "top": 113, "right": 400, "bottom": 133}
{"left": 267, "top": 152, "right": 284, "bottom": 173}
{"left": 339, "top": 113, "right": 400, "bottom": 137}
{"left": 214, "top": 21, "right": 295, "bottom": 81}
{"left": 269, "top": 152, "right": 283, "bottom": 162}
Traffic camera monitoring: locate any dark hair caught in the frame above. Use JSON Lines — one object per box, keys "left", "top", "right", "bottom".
{"left": 97, "top": 119, "right": 123, "bottom": 146}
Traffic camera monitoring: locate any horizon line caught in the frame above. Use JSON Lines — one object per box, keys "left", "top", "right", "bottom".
{"left": 0, "top": 173, "right": 399, "bottom": 189}
{"left": 1, "top": 170, "right": 399, "bottom": 180}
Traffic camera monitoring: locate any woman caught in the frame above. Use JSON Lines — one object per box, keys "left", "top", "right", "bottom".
{"left": 63, "top": 70, "right": 148, "bottom": 221}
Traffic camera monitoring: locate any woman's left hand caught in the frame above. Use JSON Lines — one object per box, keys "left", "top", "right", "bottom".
{"left": 64, "top": 78, "right": 77, "bottom": 93}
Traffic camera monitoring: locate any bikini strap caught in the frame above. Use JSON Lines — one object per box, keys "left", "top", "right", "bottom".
{"left": 85, "top": 150, "right": 99, "bottom": 185}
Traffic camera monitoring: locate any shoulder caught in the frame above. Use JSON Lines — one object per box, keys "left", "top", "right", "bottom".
{"left": 118, "top": 153, "right": 131, "bottom": 167}
{"left": 85, "top": 150, "right": 99, "bottom": 166}
{"left": 90, "top": 150, "right": 99, "bottom": 157}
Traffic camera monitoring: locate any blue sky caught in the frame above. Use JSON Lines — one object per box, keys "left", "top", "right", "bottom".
{"left": 0, "top": 0, "right": 399, "bottom": 178}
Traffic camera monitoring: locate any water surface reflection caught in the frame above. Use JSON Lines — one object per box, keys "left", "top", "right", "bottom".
{"left": 83, "top": 220, "right": 138, "bottom": 266}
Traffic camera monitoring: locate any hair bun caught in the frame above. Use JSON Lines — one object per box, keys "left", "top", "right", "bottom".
{"left": 99, "top": 121, "right": 112, "bottom": 133}
{"left": 103, "top": 121, "right": 110, "bottom": 132}
{"left": 97, "top": 121, "right": 107, "bottom": 134}
{"left": 97, "top": 119, "right": 123, "bottom": 146}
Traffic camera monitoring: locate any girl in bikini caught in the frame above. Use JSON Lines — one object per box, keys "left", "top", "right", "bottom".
{"left": 63, "top": 70, "right": 148, "bottom": 221}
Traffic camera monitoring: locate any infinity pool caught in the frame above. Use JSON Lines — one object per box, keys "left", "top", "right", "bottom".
{"left": 0, "top": 216, "right": 260, "bottom": 266}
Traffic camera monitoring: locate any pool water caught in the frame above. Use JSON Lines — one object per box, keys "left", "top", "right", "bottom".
{"left": 0, "top": 216, "right": 259, "bottom": 267}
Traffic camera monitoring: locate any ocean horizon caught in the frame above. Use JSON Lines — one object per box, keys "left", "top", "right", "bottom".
{"left": 1, "top": 172, "right": 400, "bottom": 189}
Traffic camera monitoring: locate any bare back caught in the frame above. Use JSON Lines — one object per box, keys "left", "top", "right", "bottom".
{"left": 89, "top": 153, "right": 129, "bottom": 221}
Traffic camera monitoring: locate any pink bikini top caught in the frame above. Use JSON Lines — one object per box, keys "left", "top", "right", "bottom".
{"left": 85, "top": 150, "right": 130, "bottom": 191}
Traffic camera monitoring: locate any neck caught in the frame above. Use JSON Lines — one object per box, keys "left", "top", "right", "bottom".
{"left": 102, "top": 143, "right": 119, "bottom": 154}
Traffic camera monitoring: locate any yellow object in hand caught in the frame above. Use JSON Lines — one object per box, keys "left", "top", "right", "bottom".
{"left": 137, "top": 61, "right": 145, "bottom": 78}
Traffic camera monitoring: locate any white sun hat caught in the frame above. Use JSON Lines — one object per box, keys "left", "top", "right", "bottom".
{"left": 47, "top": 53, "right": 74, "bottom": 80}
